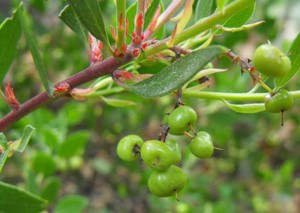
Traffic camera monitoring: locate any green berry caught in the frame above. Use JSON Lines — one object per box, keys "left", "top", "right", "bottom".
{"left": 189, "top": 131, "right": 214, "bottom": 158}
{"left": 165, "top": 139, "right": 181, "bottom": 164}
{"left": 265, "top": 89, "right": 294, "bottom": 113}
{"left": 116, "top": 135, "right": 144, "bottom": 161}
{"left": 140, "top": 140, "right": 174, "bottom": 171}
{"left": 168, "top": 106, "right": 197, "bottom": 135}
{"left": 148, "top": 165, "right": 186, "bottom": 197}
{"left": 253, "top": 44, "right": 291, "bottom": 77}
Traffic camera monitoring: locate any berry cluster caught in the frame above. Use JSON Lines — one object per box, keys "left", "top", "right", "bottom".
{"left": 116, "top": 105, "right": 215, "bottom": 199}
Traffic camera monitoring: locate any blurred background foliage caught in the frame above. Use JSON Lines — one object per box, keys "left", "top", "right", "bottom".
{"left": 1, "top": 0, "right": 300, "bottom": 212}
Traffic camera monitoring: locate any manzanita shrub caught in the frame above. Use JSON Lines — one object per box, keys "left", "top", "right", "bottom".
{"left": 0, "top": 0, "right": 299, "bottom": 212}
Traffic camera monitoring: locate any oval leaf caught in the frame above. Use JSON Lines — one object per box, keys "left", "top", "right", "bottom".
{"left": 0, "top": 181, "right": 48, "bottom": 213}
{"left": 223, "top": 100, "right": 266, "bottom": 114}
{"left": 59, "top": 5, "right": 88, "bottom": 42}
{"left": 129, "top": 45, "right": 226, "bottom": 97}
{"left": 275, "top": 33, "right": 300, "bottom": 89}
{"left": 68, "top": 0, "right": 110, "bottom": 47}
{"left": 54, "top": 195, "right": 88, "bottom": 213}
{"left": 0, "top": 3, "right": 22, "bottom": 83}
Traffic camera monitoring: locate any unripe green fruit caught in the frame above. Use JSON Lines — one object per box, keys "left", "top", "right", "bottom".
{"left": 168, "top": 106, "right": 197, "bottom": 135}
{"left": 165, "top": 139, "right": 181, "bottom": 164}
{"left": 116, "top": 135, "right": 144, "bottom": 161}
{"left": 140, "top": 140, "right": 175, "bottom": 171}
{"left": 148, "top": 165, "right": 186, "bottom": 197}
{"left": 253, "top": 44, "right": 291, "bottom": 77}
{"left": 189, "top": 131, "right": 214, "bottom": 158}
{"left": 265, "top": 89, "right": 294, "bottom": 113}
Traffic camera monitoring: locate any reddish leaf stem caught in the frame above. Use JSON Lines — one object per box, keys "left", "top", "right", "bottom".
{"left": 0, "top": 52, "right": 134, "bottom": 131}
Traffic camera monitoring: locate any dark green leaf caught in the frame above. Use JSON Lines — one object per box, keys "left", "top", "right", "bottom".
{"left": 54, "top": 195, "right": 88, "bottom": 213}
{"left": 68, "top": 0, "right": 110, "bottom": 47}
{"left": 195, "top": 0, "right": 213, "bottom": 21}
{"left": 18, "top": 3, "right": 52, "bottom": 94}
{"left": 275, "top": 33, "right": 300, "bottom": 89}
{"left": 32, "top": 153, "right": 57, "bottom": 176}
{"left": 223, "top": 100, "right": 266, "bottom": 113}
{"left": 0, "top": 151, "right": 9, "bottom": 174}
{"left": 58, "top": 131, "right": 89, "bottom": 158}
{"left": 0, "top": 133, "right": 9, "bottom": 174}
{"left": 0, "top": 133, "right": 8, "bottom": 150}
{"left": 129, "top": 46, "right": 226, "bottom": 97}
{"left": 0, "top": 181, "right": 48, "bottom": 213}
{"left": 59, "top": 5, "right": 88, "bottom": 42}
{"left": 144, "top": 0, "right": 160, "bottom": 29}
{"left": 41, "top": 177, "right": 61, "bottom": 202}
{"left": 0, "top": 3, "right": 21, "bottom": 83}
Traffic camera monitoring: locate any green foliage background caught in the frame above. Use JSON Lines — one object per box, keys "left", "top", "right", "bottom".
{"left": 1, "top": 0, "right": 300, "bottom": 212}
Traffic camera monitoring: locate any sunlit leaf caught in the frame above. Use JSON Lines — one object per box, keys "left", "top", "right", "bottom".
{"left": 275, "top": 33, "right": 300, "bottom": 89}
{"left": 59, "top": 4, "right": 88, "bottom": 42}
{"left": 223, "top": 100, "right": 265, "bottom": 114}
{"left": 0, "top": 181, "right": 48, "bottom": 213}
{"left": 129, "top": 46, "right": 226, "bottom": 97}
{"left": 0, "top": 3, "right": 21, "bottom": 83}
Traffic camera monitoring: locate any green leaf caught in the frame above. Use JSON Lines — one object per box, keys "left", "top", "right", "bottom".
{"left": 222, "top": 1, "right": 256, "bottom": 28}
{"left": 59, "top": 5, "right": 88, "bottom": 42}
{"left": 223, "top": 100, "right": 266, "bottom": 114}
{"left": 0, "top": 4, "right": 21, "bottom": 83}
{"left": 0, "top": 181, "right": 48, "bottom": 213}
{"left": 275, "top": 33, "right": 300, "bottom": 89}
{"left": 68, "top": 0, "right": 110, "bottom": 47}
{"left": 101, "top": 96, "right": 136, "bottom": 107}
{"left": 32, "top": 153, "right": 57, "bottom": 176}
{"left": 0, "top": 133, "right": 8, "bottom": 150}
{"left": 54, "top": 195, "right": 88, "bottom": 213}
{"left": 15, "top": 125, "right": 35, "bottom": 152}
{"left": 41, "top": 177, "right": 61, "bottom": 202}
{"left": 17, "top": 3, "right": 52, "bottom": 94}
{"left": 0, "top": 133, "right": 9, "bottom": 174}
{"left": 144, "top": 0, "right": 160, "bottom": 29}
{"left": 125, "top": 2, "right": 137, "bottom": 44}
{"left": 58, "top": 131, "right": 89, "bottom": 158}
{"left": 129, "top": 46, "right": 226, "bottom": 97}
{"left": 195, "top": 0, "right": 213, "bottom": 20}
{"left": 216, "top": 0, "right": 228, "bottom": 13}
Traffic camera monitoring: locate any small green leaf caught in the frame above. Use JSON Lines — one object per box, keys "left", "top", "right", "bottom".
{"left": 101, "top": 96, "right": 136, "bottom": 107}
{"left": 0, "top": 181, "right": 48, "bottom": 213}
{"left": 223, "top": 100, "right": 266, "bottom": 114}
{"left": 216, "top": 0, "right": 228, "bottom": 13}
{"left": 54, "top": 195, "right": 88, "bottom": 213}
{"left": 68, "top": 0, "right": 110, "bottom": 47}
{"left": 32, "top": 153, "right": 57, "bottom": 176}
{"left": 129, "top": 46, "right": 226, "bottom": 97}
{"left": 125, "top": 2, "right": 137, "bottom": 43}
{"left": 0, "top": 151, "right": 9, "bottom": 174}
{"left": 41, "top": 177, "right": 61, "bottom": 202}
{"left": 0, "top": 133, "right": 8, "bottom": 150}
{"left": 59, "top": 4, "right": 88, "bottom": 42}
{"left": 0, "top": 3, "right": 22, "bottom": 83}
{"left": 17, "top": 3, "right": 52, "bottom": 94}
{"left": 275, "top": 33, "right": 300, "bottom": 89}
{"left": 144, "top": 0, "right": 160, "bottom": 29}
{"left": 58, "top": 131, "right": 89, "bottom": 158}
{"left": 195, "top": 0, "right": 213, "bottom": 21}
{"left": 222, "top": 2, "right": 256, "bottom": 28}
{"left": 15, "top": 125, "right": 35, "bottom": 152}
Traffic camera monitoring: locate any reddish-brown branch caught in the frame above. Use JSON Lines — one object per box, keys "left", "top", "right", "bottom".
{"left": 0, "top": 52, "right": 134, "bottom": 131}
